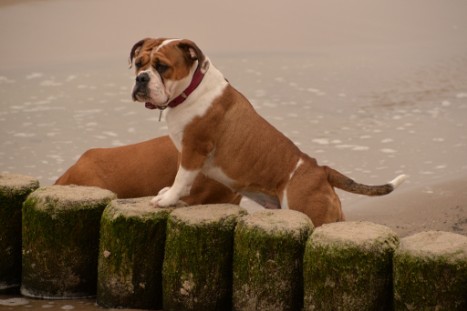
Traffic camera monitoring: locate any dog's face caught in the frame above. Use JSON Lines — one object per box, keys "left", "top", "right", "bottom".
{"left": 129, "top": 38, "right": 205, "bottom": 109}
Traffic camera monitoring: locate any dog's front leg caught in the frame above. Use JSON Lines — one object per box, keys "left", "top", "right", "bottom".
{"left": 151, "top": 165, "right": 200, "bottom": 207}
{"left": 151, "top": 135, "right": 212, "bottom": 207}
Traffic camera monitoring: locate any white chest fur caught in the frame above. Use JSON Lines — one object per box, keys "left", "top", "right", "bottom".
{"left": 202, "top": 154, "right": 236, "bottom": 188}
{"left": 165, "top": 62, "right": 228, "bottom": 151}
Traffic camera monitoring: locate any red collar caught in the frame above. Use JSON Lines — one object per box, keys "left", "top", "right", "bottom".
{"left": 167, "top": 63, "right": 207, "bottom": 108}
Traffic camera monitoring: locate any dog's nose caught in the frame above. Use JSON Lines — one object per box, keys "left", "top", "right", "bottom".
{"left": 136, "top": 72, "right": 150, "bottom": 84}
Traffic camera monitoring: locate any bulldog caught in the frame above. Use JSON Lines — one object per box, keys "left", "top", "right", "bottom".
{"left": 55, "top": 135, "right": 241, "bottom": 205}
{"left": 130, "top": 37, "right": 407, "bottom": 226}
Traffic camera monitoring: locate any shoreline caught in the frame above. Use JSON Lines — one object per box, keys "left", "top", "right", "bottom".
{"left": 345, "top": 174, "right": 467, "bottom": 237}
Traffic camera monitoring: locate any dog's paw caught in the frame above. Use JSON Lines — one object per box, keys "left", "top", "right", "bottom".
{"left": 150, "top": 196, "right": 159, "bottom": 207}
{"left": 150, "top": 189, "right": 179, "bottom": 207}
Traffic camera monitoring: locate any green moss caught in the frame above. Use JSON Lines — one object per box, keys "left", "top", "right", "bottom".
{"left": 0, "top": 175, "right": 39, "bottom": 290}
{"left": 303, "top": 222, "right": 398, "bottom": 311}
{"left": 163, "top": 205, "right": 245, "bottom": 311}
{"left": 394, "top": 236, "right": 467, "bottom": 310}
{"left": 304, "top": 242, "right": 395, "bottom": 311}
{"left": 232, "top": 210, "right": 313, "bottom": 311}
{"left": 97, "top": 199, "right": 172, "bottom": 309}
{"left": 21, "top": 186, "right": 114, "bottom": 298}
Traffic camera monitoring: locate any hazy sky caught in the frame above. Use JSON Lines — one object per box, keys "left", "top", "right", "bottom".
{"left": 1, "top": 0, "right": 466, "bottom": 69}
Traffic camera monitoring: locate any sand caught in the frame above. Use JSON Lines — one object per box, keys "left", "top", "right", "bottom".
{"left": 345, "top": 176, "right": 467, "bottom": 237}
{"left": 0, "top": 1, "right": 466, "bottom": 308}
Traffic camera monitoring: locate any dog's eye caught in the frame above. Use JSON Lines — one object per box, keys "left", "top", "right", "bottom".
{"left": 135, "top": 60, "right": 143, "bottom": 69}
{"left": 155, "top": 62, "right": 169, "bottom": 74}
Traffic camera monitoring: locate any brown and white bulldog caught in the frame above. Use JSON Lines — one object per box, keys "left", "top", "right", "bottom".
{"left": 55, "top": 135, "right": 241, "bottom": 205}
{"left": 130, "top": 37, "right": 407, "bottom": 226}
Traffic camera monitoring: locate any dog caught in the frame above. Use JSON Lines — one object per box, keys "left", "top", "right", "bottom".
{"left": 130, "top": 37, "right": 407, "bottom": 226}
{"left": 55, "top": 135, "right": 241, "bottom": 205}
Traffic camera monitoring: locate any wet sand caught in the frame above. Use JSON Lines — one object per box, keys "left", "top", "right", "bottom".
{"left": 346, "top": 177, "right": 467, "bottom": 237}
{"left": 1, "top": 0, "right": 467, "bottom": 309}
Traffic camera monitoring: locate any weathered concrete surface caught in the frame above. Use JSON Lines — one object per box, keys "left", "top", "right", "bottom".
{"left": 0, "top": 173, "right": 39, "bottom": 292}
{"left": 21, "top": 185, "right": 115, "bottom": 299}
{"left": 394, "top": 231, "right": 467, "bottom": 310}
{"left": 163, "top": 204, "right": 246, "bottom": 311}
{"left": 97, "top": 197, "right": 173, "bottom": 309}
{"left": 303, "top": 221, "right": 399, "bottom": 311}
{"left": 233, "top": 209, "right": 313, "bottom": 311}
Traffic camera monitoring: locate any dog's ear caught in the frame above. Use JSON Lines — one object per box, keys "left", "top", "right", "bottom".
{"left": 129, "top": 38, "right": 150, "bottom": 68}
{"left": 178, "top": 39, "right": 207, "bottom": 71}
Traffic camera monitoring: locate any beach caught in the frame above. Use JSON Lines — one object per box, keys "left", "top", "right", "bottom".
{"left": 1, "top": 0, "right": 467, "bottom": 309}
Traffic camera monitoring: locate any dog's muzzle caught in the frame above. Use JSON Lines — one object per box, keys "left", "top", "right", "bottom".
{"left": 132, "top": 72, "right": 167, "bottom": 110}
{"left": 132, "top": 72, "right": 150, "bottom": 101}
{"left": 133, "top": 71, "right": 149, "bottom": 91}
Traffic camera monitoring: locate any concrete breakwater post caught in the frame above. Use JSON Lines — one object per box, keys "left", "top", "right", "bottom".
{"left": 21, "top": 185, "right": 115, "bottom": 299}
{"left": 0, "top": 173, "right": 39, "bottom": 293}
{"left": 163, "top": 204, "right": 246, "bottom": 311}
{"left": 232, "top": 210, "right": 313, "bottom": 311}
{"left": 303, "top": 221, "right": 399, "bottom": 311}
{"left": 97, "top": 197, "right": 174, "bottom": 310}
{"left": 393, "top": 231, "right": 467, "bottom": 310}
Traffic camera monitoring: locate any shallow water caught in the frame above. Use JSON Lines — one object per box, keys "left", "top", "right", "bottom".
{"left": 1, "top": 53, "right": 466, "bottom": 199}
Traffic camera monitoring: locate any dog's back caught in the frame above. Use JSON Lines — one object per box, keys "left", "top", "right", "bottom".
{"left": 55, "top": 136, "right": 178, "bottom": 198}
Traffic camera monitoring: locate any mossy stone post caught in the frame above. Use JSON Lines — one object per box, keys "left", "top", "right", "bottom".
{"left": 163, "top": 204, "right": 246, "bottom": 311}
{"left": 303, "top": 221, "right": 399, "bottom": 311}
{"left": 394, "top": 231, "right": 467, "bottom": 310}
{"left": 0, "top": 173, "right": 39, "bottom": 293}
{"left": 21, "top": 185, "right": 115, "bottom": 299}
{"left": 97, "top": 197, "right": 174, "bottom": 309}
{"left": 232, "top": 209, "right": 313, "bottom": 311}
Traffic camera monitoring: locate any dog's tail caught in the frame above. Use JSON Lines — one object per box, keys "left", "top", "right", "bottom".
{"left": 325, "top": 166, "right": 407, "bottom": 196}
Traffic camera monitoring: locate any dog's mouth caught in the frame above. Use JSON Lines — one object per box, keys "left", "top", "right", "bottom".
{"left": 132, "top": 91, "right": 167, "bottom": 110}
{"left": 145, "top": 102, "right": 167, "bottom": 110}
{"left": 145, "top": 102, "right": 157, "bottom": 109}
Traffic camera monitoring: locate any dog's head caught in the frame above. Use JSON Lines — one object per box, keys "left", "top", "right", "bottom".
{"left": 129, "top": 37, "right": 206, "bottom": 110}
